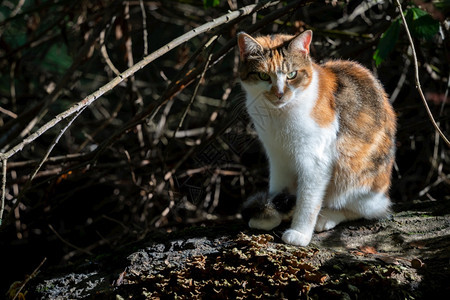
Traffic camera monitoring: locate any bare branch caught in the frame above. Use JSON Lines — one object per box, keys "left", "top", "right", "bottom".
{"left": 395, "top": 0, "right": 450, "bottom": 147}
{"left": 0, "top": 158, "right": 6, "bottom": 225}
{"left": 139, "top": 0, "right": 149, "bottom": 56}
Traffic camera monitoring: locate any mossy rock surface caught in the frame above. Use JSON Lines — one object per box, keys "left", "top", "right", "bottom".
{"left": 26, "top": 200, "right": 450, "bottom": 299}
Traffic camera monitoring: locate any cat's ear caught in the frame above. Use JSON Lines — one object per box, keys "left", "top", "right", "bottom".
{"left": 289, "top": 30, "right": 313, "bottom": 55}
{"left": 237, "top": 32, "right": 263, "bottom": 60}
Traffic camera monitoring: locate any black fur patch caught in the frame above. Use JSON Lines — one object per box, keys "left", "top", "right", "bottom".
{"left": 241, "top": 192, "right": 269, "bottom": 222}
{"left": 241, "top": 191, "right": 296, "bottom": 222}
{"left": 271, "top": 193, "right": 296, "bottom": 214}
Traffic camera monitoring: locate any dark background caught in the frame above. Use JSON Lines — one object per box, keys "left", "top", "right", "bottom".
{"left": 1, "top": 0, "right": 449, "bottom": 295}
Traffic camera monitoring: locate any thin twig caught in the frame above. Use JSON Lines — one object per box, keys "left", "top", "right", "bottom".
{"left": 0, "top": 106, "right": 17, "bottom": 119}
{"left": 123, "top": 149, "right": 138, "bottom": 185}
{"left": 124, "top": 2, "right": 134, "bottom": 69}
{"left": 30, "top": 107, "right": 87, "bottom": 182}
{"left": 100, "top": 27, "right": 121, "bottom": 76}
{"left": 151, "top": 33, "right": 220, "bottom": 138}
{"left": 0, "top": 158, "right": 6, "bottom": 225}
{"left": 139, "top": 0, "right": 149, "bottom": 56}
{"left": 209, "top": 174, "right": 221, "bottom": 213}
{"left": 395, "top": 0, "right": 450, "bottom": 147}
{"left": 418, "top": 173, "right": 450, "bottom": 197}
{"left": 165, "top": 52, "right": 215, "bottom": 187}
{"left": 390, "top": 54, "right": 410, "bottom": 103}
{"left": 48, "top": 224, "right": 93, "bottom": 255}
{"left": 172, "top": 42, "right": 216, "bottom": 140}
{"left": 10, "top": 0, "right": 25, "bottom": 17}
{"left": 6, "top": 154, "right": 84, "bottom": 169}
{"left": 12, "top": 257, "right": 47, "bottom": 300}
{"left": 10, "top": 61, "right": 16, "bottom": 108}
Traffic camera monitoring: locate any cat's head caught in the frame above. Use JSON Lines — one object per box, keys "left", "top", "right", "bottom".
{"left": 237, "top": 30, "right": 313, "bottom": 108}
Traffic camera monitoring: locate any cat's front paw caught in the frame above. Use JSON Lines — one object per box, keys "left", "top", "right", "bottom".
{"left": 282, "top": 229, "right": 312, "bottom": 246}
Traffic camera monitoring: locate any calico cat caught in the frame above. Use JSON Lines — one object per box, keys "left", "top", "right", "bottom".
{"left": 238, "top": 30, "right": 396, "bottom": 246}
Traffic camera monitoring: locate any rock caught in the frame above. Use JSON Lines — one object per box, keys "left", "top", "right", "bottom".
{"left": 27, "top": 200, "right": 450, "bottom": 299}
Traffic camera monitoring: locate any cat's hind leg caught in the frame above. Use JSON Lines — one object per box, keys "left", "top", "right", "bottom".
{"left": 315, "top": 208, "right": 359, "bottom": 232}
{"left": 347, "top": 190, "right": 392, "bottom": 220}
{"left": 315, "top": 190, "right": 391, "bottom": 232}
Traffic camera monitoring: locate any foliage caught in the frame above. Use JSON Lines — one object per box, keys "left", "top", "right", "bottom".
{"left": 373, "top": 5, "right": 440, "bottom": 66}
{"left": 373, "top": 18, "right": 401, "bottom": 67}
{"left": 405, "top": 7, "right": 439, "bottom": 39}
{"left": 204, "top": 0, "right": 221, "bottom": 9}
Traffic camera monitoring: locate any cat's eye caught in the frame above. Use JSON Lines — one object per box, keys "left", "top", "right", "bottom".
{"left": 286, "top": 71, "right": 297, "bottom": 80}
{"left": 258, "top": 72, "right": 271, "bottom": 81}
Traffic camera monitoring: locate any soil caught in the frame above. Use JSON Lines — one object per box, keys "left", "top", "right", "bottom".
{"left": 18, "top": 199, "right": 450, "bottom": 299}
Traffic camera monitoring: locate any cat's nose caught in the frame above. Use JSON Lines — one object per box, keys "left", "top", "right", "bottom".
{"left": 275, "top": 91, "right": 284, "bottom": 99}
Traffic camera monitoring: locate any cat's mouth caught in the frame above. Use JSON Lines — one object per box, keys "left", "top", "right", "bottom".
{"left": 270, "top": 98, "right": 289, "bottom": 108}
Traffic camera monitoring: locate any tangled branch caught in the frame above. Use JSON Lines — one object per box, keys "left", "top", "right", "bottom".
{"left": 0, "top": 0, "right": 307, "bottom": 229}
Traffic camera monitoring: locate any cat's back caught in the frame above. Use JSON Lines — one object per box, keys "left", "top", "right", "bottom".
{"left": 322, "top": 60, "right": 386, "bottom": 108}
{"left": 320, "top": 60, "right": 396, "bottom": 138}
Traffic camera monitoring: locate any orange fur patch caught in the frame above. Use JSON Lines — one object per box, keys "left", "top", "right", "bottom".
{"left": 316, "top": 60, "right": 397, "bottom": 195}
{"left": 311, "top": 66, "right": 337, "bottom": 127}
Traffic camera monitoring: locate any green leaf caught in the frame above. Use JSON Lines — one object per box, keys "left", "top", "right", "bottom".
{"left": 407, "top": 6, "right": 428, "bottom": 19}
{"left": 203, "top": 0, "right": 220, "bottom": 9}
{"left": 412, "top": 14, "right": 440, "bottom": 40}
{"left": 373, "top": 18, "right": 401, "bottom": 67}
{"left": 405, "top": 7, "right": 439, "bottom": 40}
{"left": 42, "top": 43, "right": 73, "bottom": 74}
{"left": 374, "top": 6, "right": 440, "bottom": 66}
